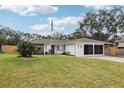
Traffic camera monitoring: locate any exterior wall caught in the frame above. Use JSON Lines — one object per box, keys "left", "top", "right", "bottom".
{"left": 56, "top": 50, "right": 64, "bottom": 54}
{"left": 118, "top": 42, "right": 124, "bottom": 47}
{"left": 54, "top": 46, "right": 57, "bottom": 54}
{"left": 44, "top": 44, "right": 51, "bottom": 54}
{"left": 117, "top": 42, "right": 124, "bottom": 55}
{"left": 75, "top": 43, "right": 84, "bottom": 57}
{"left": 65, "top": 44, "right": 75, "bottom": 55}
{"left": 54, "top": 45, "right": 64, "bottom": 54}
{"left": 117, "top": 47, "right": 124, "bottom": 55}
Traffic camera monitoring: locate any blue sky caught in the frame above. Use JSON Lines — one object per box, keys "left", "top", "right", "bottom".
{"left": 0, "top": 5, "right": 122, "bottom": 35}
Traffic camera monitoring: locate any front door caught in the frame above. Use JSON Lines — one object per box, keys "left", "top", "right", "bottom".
{"left": 51, "top": 45, "right": 55, "bottom": 54}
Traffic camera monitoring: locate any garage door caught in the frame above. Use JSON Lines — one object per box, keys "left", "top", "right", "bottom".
{"left": 94, "top": 45, "right": 103, "bottom": 54}
{"left": 84, "top": 45, "right": 103, "bottom": 55}
{"left": 84, "top": 45, "right": 93, "bottom": 55}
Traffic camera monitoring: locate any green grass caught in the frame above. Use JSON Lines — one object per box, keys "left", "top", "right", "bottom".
{"left": 0, "top": 54, "right": 124, "bottom": 88}
{"left": 117, "top": 55, "right": 124, "bottom": 58}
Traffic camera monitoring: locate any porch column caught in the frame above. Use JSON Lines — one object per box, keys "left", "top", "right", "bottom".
{"left": 74, "top": 43, "right": 76, "bottom": 56}
{"left": 82, "top": 44, "right": 84, "bottom": 56}
{"left": 93, "top": 43, "right": 95, "bottom": 56}
{"left": 103, "top": 44, "right": 105, "bottom": 55}
{"left": 43, "top": 44, "right": 45, "bottom": 54}
{"left": 1, "top": 45, "right": 4, "bottom": 52}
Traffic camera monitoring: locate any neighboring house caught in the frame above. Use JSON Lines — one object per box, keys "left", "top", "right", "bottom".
{"left": 31, "top": 38, "right": 111, "bottom": 57}
{"left": 116, "top": 39, "right": 124, "bottom": 55}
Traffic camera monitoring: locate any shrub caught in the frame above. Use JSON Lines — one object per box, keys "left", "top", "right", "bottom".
{"left": 34, "top": 47, "right": 42, "bottom": 54}
{"left": 62, "top": 51, "right": 67, "bottom": 55}
{"left": 17, "top": 41, "right": 34, "bottom": 57}
{"left": 62, "top": 51, "right": 70, "bottom": 55}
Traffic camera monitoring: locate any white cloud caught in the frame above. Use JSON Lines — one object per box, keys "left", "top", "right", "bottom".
{"left": 30, "top": 16, "right": 82, "bottom": 31}
{"left": 84, "top": 5, "right": 112, "bottom": 10}
{"left": 30, "top": 16, "right": 82, "bottom": 35}
{"left": 48, "top": 16, "right": 81, "bottom": 27}
{"left": 30, "top": 24, "right": 49, "bottom": 31}
{"left": 30, "top": 24, "right": 65, "bottom": 35}
{"left": 0, "top": 5, "right": 58, "bottom": 16}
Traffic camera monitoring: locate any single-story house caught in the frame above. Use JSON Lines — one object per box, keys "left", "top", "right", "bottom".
{"left": 116, "top": 39, "right": 124, "bottom": 55}
{"left": 31, "top": 38, "right": 111, "bottom": 57}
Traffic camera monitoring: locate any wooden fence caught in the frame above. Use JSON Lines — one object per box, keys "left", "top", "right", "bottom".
{"left": 104, "top": 45, "right": 117, "bottom": 56}
{"left": 2, "top": 45, "right": 17, "bottom": 53}
{"left": 109, "top": 47, "right": 117, "bottom": 56}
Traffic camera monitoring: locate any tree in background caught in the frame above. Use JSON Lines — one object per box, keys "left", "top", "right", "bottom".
{"left": 52, "top": 32, "right": 69, "bottom": 40}
{"left": 78, "top": 7, "right": 124, "bottom": 45}
{"left": 72, "top": 30, "right": 83, "bottom": 39}
{"left": 0, "top": 25, "right": 21, "bottom": 45}
{"left": 0, "top": 36, "right": 5, "bottom": 45}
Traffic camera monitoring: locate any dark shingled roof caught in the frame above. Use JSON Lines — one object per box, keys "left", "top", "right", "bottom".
{"left": 31, "top": 38, "right": 111, "bottom": 45}
{"left": 31, "top": 39, "right": 68, "bottom": 45}
{"left": 73, "top": 38, "right": 111, "bottom": 44}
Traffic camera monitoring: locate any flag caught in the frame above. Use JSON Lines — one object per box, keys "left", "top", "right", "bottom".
{"left": 51, "top": 20, "right": 54, "bottom": 32}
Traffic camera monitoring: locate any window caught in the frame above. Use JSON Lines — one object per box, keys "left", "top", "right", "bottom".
{"left": 94, "top": 45, "right": 103, "bottom": 54}
{"left": 61, "top": 45, "right": 64, "bottom": 50}
{"left": 84, "top": 45, "right": 93, "bottom": 55}
{"left": 57, "top": 45, "right": 65, "bottom": 51}
{"left": 57, "top": 45, "right": 59, "bottom": 50}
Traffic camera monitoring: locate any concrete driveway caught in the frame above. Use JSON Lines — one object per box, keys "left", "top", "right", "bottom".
{"left": 85, "top": 56, "right": 124, "bottom": 63}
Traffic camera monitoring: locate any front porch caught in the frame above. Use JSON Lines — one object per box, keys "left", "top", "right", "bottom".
{"left": 43, "top": 44, "right": 65, "bottom": 54}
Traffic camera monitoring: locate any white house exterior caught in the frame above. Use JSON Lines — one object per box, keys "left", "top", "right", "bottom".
{"left": 31, "top": 38, "right": 111, "bottom": 57}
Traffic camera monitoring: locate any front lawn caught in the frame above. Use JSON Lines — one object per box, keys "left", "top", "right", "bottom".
{"left": 0, "top": 54, "right": 124, "bottom": 88}
{"left": 117, "top": 55, "right": 124, "bottom": 58}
